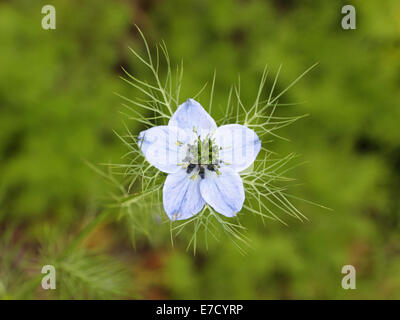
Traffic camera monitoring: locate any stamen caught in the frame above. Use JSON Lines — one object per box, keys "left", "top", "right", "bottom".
{"left": 199, "top": 166, "right": 205, "bottom": 179}
{"left": 190, "top": 172, "right": 199, "bottom": 180}
{"left": 186, "top": 163, "right": 196, "bottom": 174}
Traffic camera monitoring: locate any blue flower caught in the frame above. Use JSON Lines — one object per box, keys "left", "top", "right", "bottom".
{"left": 138, "top": 98, "right": 261, "bottom": 221}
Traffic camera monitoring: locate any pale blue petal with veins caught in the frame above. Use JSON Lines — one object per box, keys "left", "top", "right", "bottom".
{"left": 214, "top": 124, "right": 261, "bottom": 172}
{"left": 199, "top": 167, "right": 245, "bottom": 217}
{"left": 163, "top": 168, "right": 205, "bottom": 220}
{"left": 169, "top": 98, "right": 217, "bottom": 138}
{"left": 138, "top": 125, "right": 194, "bottom": 174}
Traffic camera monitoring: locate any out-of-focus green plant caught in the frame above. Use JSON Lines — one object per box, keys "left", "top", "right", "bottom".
{"left": 1, "top": 0, "right": 400, "bottom": 299}
{"left": 0, "top": 0, "right": 135, "bottom": 300}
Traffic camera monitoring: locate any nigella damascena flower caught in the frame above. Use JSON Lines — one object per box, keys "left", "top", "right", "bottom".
{"left": 138, "top": 98, "right": 261, "bottom": 221}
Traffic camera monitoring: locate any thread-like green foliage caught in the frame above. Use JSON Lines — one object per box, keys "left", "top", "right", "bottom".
{"left": 102, "top": 28, "right": 326, "bottom": 253}
{"left": 0, "top": 224, "right": 134, "bottom": 299}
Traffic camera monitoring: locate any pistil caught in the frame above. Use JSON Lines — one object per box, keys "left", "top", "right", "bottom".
{"left": 182, "top": 133, "right": 222, "bottom": 179}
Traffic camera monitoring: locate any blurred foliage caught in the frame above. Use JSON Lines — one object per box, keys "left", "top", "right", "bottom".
{"left": 1, "top": 0, "right": 400, "bottom": 299}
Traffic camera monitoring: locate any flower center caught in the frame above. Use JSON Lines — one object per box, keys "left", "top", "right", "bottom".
{"left": 180, "top": 133, "right": 222, "bottom": 179}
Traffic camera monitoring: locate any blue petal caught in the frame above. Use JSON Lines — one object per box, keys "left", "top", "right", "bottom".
{"left": 169, "top": 98, "right": 217, "bottom": 137}
{"left": 163, "top": 169, "right": 205, "bottom": 220}
{"left": 138, "top": 126, "right": 192, "bottom": 173}
{"left": 214, "top": 124, "right": 261, "bottom": 172}
{"left": 199, "top": 167, "right": 244, "bottom": 217}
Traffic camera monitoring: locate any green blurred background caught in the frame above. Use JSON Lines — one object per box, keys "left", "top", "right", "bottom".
{"left": 1, "top": 0, "right": 400, "bottom": 299}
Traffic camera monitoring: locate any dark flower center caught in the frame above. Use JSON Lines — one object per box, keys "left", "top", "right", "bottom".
{"left": 182, "top": 135, "right": 222, "bottom": 179}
